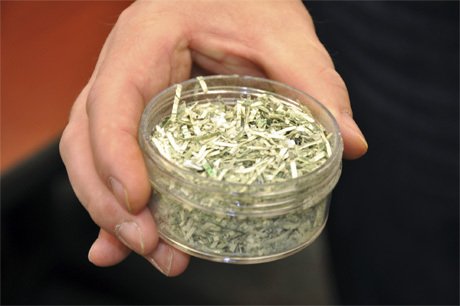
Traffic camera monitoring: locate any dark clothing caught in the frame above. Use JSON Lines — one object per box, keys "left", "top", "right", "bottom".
{"left": 305, "top": 2, "right": 459, "bottom": 304}
{"left": 2, "top": 1, "right": 458, "bottom": 305}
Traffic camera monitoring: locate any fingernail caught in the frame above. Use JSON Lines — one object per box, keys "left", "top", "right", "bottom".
{"left": 342, "top": 112, "right": 368, "bottom": 150}
{"left": 146, "top": 242, "right": 173, "bottom": 276}
{"left": 109, "top": 176, "right": 131, "bottom": 212}
{"left": 115, "top": 222, "right": 145, "bottom": 254}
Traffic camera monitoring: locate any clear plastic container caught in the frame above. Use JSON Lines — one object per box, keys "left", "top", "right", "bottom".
{"left": 139, "top": 75, "right": 343, "bottom": 264}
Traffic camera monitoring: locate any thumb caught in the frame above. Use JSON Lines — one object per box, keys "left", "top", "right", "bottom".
{"left": 274, "top": 61, "right": 368, "bottom": 159}
{"left": 261, "top": 35, "right": 367, "bottom": 159}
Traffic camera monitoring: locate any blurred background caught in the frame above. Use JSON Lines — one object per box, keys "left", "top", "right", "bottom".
{"left": 2, "top": 1, "right": 459, "bottom": 305}
{"left": 2, "top": 1, "right": 131, "bottom": 172}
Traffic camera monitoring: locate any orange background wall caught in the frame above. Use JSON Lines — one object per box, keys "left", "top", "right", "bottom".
{"left": 1, "top": 1, "right": 132, "bottom": 172}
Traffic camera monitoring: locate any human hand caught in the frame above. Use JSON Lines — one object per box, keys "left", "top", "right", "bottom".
{"left": 60, "top": 0, "right": 367, "bottom": 276}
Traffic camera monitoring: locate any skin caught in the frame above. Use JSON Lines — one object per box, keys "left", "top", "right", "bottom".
{"left": 59, "top": 0, "right": 367, "bottom": 277}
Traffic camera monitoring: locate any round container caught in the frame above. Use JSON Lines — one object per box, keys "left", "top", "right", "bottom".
{"left": 139, "top": 75, "right": 343, "bottom": 264}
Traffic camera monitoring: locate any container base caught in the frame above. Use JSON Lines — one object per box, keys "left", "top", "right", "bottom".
{"left": 158, "top": 220, "right": 327, "bottom": 264}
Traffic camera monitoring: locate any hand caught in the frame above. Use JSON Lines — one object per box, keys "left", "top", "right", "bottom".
{"left": 60, "top": 0, "right": 367, "bottom": 276}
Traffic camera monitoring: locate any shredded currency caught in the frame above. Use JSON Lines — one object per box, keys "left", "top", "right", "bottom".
{"left": 151, "top": 86, "right": 332, "bottom": 184}
{"left": 148, "top": 79, "right": 334, "bottom": 261}
{"left": 153, "top": 191, "right": 328, "bottom": 259}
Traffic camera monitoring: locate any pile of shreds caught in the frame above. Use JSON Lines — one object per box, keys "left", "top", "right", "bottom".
{"left": 151, "top": 85, "right": 332, "bottom": 184}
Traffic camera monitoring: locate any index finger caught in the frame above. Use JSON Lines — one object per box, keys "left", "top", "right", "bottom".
{"left": 86, "top": 12, "right": 191, "bottom": 213}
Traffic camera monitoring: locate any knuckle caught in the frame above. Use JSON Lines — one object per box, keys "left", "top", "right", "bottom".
{"left": 117, "top": 6, "right": 133, "bottom": 24}
{"left": 116, "top": 4, "right": 142, "bottom": 30}
{"left": 85, "top": 193, "right": 120, "bottom": 229}
{"left": 86, "top": 83, "right": 100, "bottom": 119}
{"left": 59, "top": 126, "right": 73, "bottom": 162}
